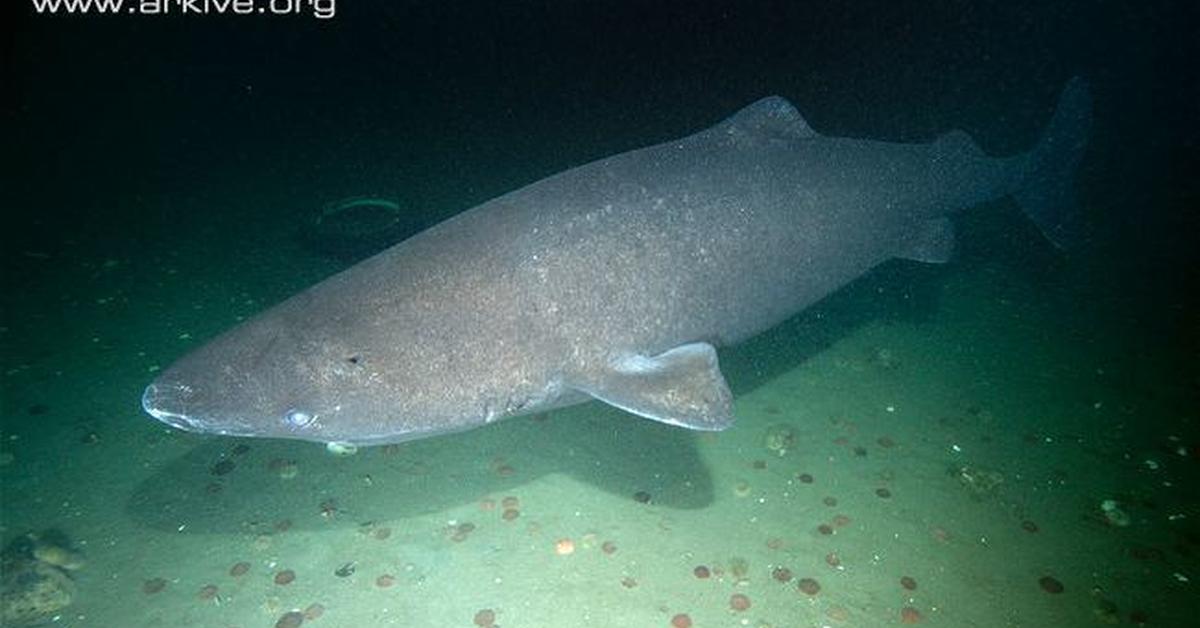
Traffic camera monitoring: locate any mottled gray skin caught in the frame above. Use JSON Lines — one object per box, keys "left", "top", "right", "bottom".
{"left": 143, "top": 80, "right": 1090, "bottom": 446}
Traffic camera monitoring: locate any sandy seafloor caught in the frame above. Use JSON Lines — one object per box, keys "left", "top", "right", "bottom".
{"left": 1, "top": 201, "right": 1197, "bottom": 628}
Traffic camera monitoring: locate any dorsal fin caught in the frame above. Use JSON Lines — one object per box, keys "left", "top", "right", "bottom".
{"left": 715, "top": 96, "right": 817, "bottom": 144}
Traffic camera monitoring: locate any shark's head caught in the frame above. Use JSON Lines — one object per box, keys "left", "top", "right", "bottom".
{"left": 141, "top": 309, "right": 383, "bottom": 445}
{"left": 139, "top": 273, "right": 556, "bottom": 446}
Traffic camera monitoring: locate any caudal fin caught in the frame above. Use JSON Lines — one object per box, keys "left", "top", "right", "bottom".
{"left": 1013, "top": 77, "right": 1092, "bottom": 248}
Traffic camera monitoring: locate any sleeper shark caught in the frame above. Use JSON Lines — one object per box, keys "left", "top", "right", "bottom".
{"left": 142, "top": 79, "right": 1091, "bottom": 447}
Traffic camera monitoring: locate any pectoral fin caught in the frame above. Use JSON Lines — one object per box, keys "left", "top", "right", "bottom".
{"left": 567, "top": 342, "right": 734, "bottom": 431}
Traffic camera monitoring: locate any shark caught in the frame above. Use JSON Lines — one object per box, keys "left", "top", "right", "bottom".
{"left": 142, "top": 78, "right": 1091, "bottom": 447}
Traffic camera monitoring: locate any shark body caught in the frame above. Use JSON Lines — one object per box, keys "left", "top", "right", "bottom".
{"left": 143, "top": 79, "right": 1090, "bottom": 446}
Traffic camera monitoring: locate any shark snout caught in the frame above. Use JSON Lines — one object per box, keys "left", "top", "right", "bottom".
{"left": 141, "top": 381, "right": 203, "bottom": 432}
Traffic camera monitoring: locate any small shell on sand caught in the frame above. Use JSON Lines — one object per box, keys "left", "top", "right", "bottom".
{"left": 275, "top": 611, "right": 305, "bottom": 628}
{"left": 1039, "top": 575, "right": 1065, "bottom": 594}
{"left": 446, "top": 521, "right": 476, "bottom": 542}
{"left": 474, "top": 608, "right": 496, "bottom": 627}
{"left": 797, "top": 577, "right": 821, "bottom": 595}
{"left": 763, "top": 423, "right": 798, "bottom": 456}
{"left": 554, "top": 538, "right": 575, "bottom": 555}
{"left": 493, "top": 463, "right": 516, "bottom": 476}
{"left": 277, "top": 461, "right": 299, "bottom": 479}
{"left": 325, "top": 441, "right": 359, "bottom": 456}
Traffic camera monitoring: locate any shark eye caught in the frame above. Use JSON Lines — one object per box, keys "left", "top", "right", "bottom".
{"left": 284, "top": 408, "right": 316, "bottom": 428}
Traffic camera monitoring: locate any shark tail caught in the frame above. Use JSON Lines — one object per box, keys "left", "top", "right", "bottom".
{"left": 1012, "top": 77, "right": 1093, "bottom": 248}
